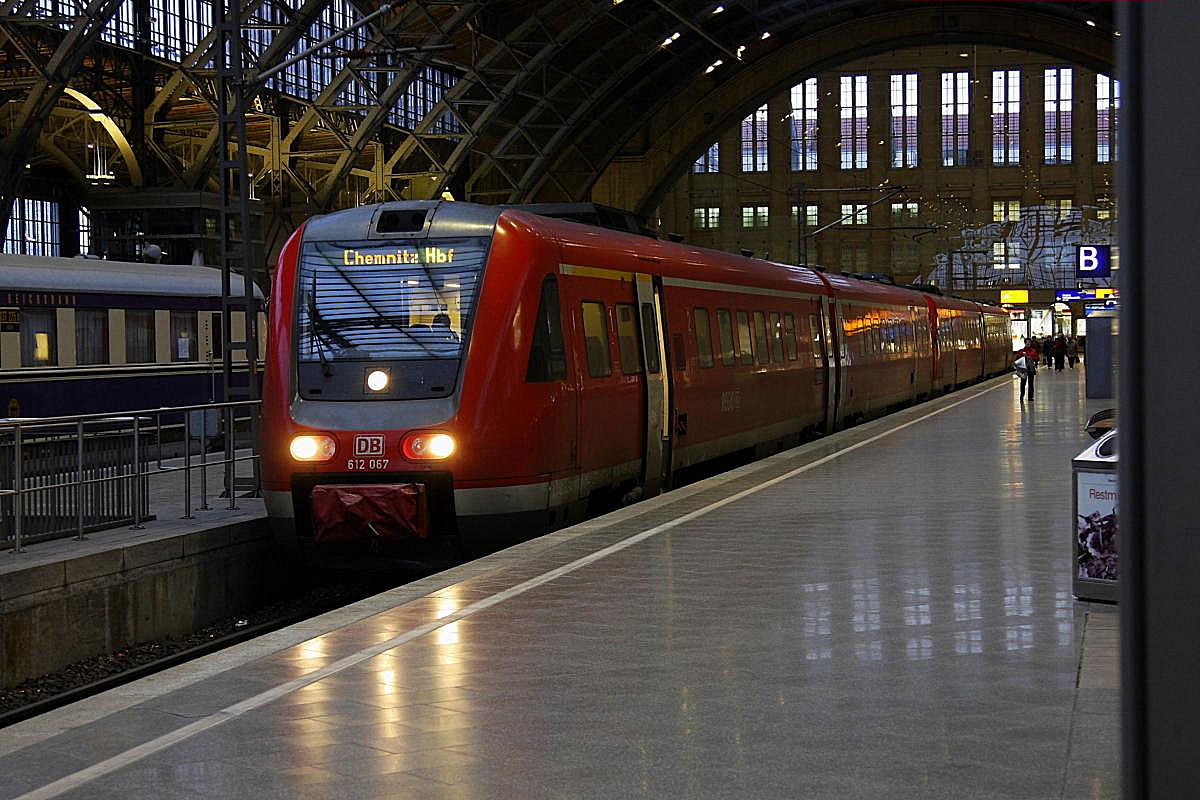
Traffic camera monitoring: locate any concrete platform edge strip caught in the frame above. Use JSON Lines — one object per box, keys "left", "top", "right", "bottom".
{"left": 5, "top": 376, "right": 1013, "bottom": 800}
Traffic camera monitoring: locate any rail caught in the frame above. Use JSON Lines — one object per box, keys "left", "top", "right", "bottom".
{"left": 0, "top": 400, "right": 262, "bottom": 552}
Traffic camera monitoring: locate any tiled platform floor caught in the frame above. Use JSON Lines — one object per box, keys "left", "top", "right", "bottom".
{"left": 0, "top": 367, "right": 1119, "bottom": 799}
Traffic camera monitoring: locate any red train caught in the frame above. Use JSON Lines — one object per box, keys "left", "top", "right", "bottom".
{"left": 261, "top": 201, "right": 1010, "bottom": 563}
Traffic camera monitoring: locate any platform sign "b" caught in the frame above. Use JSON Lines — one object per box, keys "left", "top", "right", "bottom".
{"left": 1076, "top": 245, "right": 1111, "bottom": 279}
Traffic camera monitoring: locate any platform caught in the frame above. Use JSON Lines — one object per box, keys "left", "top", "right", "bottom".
{"left": 0, "top": 367, "right": 1119, "bottom": 799}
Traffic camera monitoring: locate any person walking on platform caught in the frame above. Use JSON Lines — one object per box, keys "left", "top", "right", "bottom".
{"left": 1015, "top": 338, "right": 1039, "bottom": 401}
{"left": 1067, "top": 336, "right": 1079, "bottom": 369}
{"left": 1053, "top": 334, "right": 1067, "bottom": 372}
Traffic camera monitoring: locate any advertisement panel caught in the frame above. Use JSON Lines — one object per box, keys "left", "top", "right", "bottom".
{"left": 1076, "top": 470, "right": 1118, "bottom": 583}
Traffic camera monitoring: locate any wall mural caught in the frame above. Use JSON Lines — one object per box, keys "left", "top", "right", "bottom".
{"left": 926, "top": 204, "right": 1116, "bottom": 289}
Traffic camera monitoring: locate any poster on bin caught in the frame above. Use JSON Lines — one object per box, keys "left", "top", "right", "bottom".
{"left": 1076, "top": 471, "right": 1118, "bottom": 582}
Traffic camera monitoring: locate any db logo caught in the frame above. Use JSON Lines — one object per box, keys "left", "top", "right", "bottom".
{"left": 353, "top": 434, "right": 385, "bottom": 456}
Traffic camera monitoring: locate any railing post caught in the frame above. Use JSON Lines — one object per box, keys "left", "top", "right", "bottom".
{"left": 76, "top": 420, "right": 86, "bottom": 540}
{"left": 13, "top": 424, "right": 23, "bottom": 553}
{"left": 225, "top": 405, "right": 237, "bottom": 510}
{"left": 155, "top": 411, "right": 164, "bottom": 470}
{"left": 199, "top": 409, "right": 210, "bottom": 510}
{"left": 130, "top": 416, "right": 144, "bottom": 530}
{"left": 182, "top": 411, "right": 193, "bottom": 519}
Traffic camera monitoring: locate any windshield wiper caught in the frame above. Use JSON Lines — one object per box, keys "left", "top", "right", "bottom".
{"left": 309, "top": 275, "right": 334, "bottom": 377}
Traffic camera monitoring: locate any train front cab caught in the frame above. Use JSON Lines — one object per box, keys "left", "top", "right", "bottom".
{"left": 260, "top": 203, "right": 528, "bottom": 563}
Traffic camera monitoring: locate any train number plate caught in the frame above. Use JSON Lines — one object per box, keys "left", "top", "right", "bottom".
{"left": 347, "top": 458, "right": 390, "bottom": 471}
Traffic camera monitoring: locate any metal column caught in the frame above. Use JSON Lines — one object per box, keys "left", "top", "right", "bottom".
{"left": 1120, "top": 3, "right": 1200, "bottom": 797}
{"left": 214, "top": 0, "right": 261, "bottom": 497}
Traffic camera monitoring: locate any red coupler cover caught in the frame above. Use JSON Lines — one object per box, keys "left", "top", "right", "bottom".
{"left": 309, "top": 484, "right": 430, "bottom": 543}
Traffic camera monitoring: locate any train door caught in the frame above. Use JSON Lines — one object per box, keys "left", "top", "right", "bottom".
{"left": 833, "top": 301, "right": 848, "bottom": 430}
{"left": 818, "top": 296, "right": 837, "bottom": 434}
{"left": 634, "top": 273, "right": 671, "bottom": 496}
{"left": 908, "top": 305, "right": 920, "bottom": 405}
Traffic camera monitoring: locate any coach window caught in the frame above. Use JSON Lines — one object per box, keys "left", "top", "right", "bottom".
{"left": 768, "top": 312, "right": 784, "bottom": 362}
{"left": 782, "top": 313, "right": 798, "bottom": 361}
{"left": 735, "top": 311, "right": 753, "bottom": 365}
{"left": 581, "top": 301, "right": 612, "bottom": 378}
{"left": 693, "top": 308, "right": 714, "bottom": 368}
{"left": 614, "top": 303, "right": 642, "bottom": 375}
{"left": 125, "top": 310, "right": 155, "bottom": 363}
{"left": 75, "top": 308, "right": 109, "bottom": 365}
{"left": 171, "top": 311, "right": 199, "bottom": 362}
{"left": 752, "top": 311, "right": 770, "bottom": 365}
{"left": 526, "top": 275, "right": 567, "bottom": 382}
{"left": 20, "top": 309, "right": 57, "bottom": 367}
{"left": 639, "top": 303, "right": 661, "bottom": 374}
{"left": 716, "top": 309, "right": 736, "bottom": 366}
{"left": 808, "top": 314, "right": 822, "bottom": 363}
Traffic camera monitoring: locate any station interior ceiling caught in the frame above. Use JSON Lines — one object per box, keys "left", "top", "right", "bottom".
{"left": 0, "top": 0, "right": 1114, "bottom": 263}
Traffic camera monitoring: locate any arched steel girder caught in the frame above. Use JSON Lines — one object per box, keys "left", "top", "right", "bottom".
{"left": 383, "top": 0, "right": 612, "bottom": 203}
{"left": 0, "top": 0, "right": 127, "bottom": 230}
{"left": 178, "top": 0, "right": 349, "bottom": 189}
{"left": 470, "top": 0, "right": 737, "bottom": 202}
{"left": 530, "top": 2, "right": 1116, "bottom": 214}
{"left": 312, "top": 1, "right": 484, "bottom": 209}
{"left": 458, "top": 0, "right": 683, "bottom": 201}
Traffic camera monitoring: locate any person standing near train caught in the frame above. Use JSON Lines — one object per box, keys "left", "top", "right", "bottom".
{"left": 1014, "top": 337, "right": 1039, "bottom": 401}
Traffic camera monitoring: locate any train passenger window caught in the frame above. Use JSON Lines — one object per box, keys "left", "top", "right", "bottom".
{"left": 783, "top": 313, "right": 798, "bottom": 361}
{"left": 809, "top": 314, "right": 822, "bottom": 363}
{"left": 20, "top": 309, "right": 57, "bottom": 367}
{"left": 752, "top": 311, "right": 770, "bottom": 365}
{"left": 673, "top": 333, "right": 686, "bottom": 371}
{"left": 171, "top": 311, "right": 199, "bottom": 362}
{"left": 639, "top": 303, "right": 661, "bottom": 374}
{"left": 125, "top": 310, "right": 155, "bottom": 363}
{"left": 716, "top": 309, "right": 736, "bottom": 366}
{"left": 581, "top": 301, "right": 612, "bottom": 378}
{"left": 693, "top": 307, "right": 714, "bottom": 368}
{"left": 768, "top": 312, "right": 784, "bottom": 363}
{"left": 75, "top": 309, "right": 109, "bottom": 366}
{"left": 615, "top": 303, "right": 642, "bottom": 375}
{"left": 526, "top": 275, "right": 567, "bottom": 382}
{"left": 735, "top": 311, "right": 753, "bottom": 365}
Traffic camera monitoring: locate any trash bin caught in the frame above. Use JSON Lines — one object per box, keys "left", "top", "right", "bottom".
{"left": 1072, "top": 429, "right": 1119, "bottom": 602}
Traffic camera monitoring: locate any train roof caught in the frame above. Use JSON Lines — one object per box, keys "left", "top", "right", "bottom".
{"left": 298, "top": 201, "right": 1009, "bottom": 316}
{"left": 0, "top": 253, "right": 262, "bottom": 298}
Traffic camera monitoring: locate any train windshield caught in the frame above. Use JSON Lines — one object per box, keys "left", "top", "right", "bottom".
{"left": 295, "top": 237, "right": 488, "bottom": 400}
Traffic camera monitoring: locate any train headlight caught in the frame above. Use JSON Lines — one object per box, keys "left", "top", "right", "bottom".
{"left": 366, "top": 369, "right": 389, "bottom": 392}
{"left": 290, "top": 434, "right": 337, "bottom": 462}
{"left": 402, "top": 432, "right": 456, "bottom": 460}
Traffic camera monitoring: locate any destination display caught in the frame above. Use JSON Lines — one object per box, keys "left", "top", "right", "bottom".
{"left": 341, "top": 246, "right": 457, "bottom": 265}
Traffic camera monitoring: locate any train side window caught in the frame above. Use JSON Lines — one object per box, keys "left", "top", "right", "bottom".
{"left": 735, "top": 311, "right": 753, "bottom": 365}
{"left": 693, "top": 307, "right": 714, "bottom": 368}
{"left": 716, "top": 309, "right": 736, "bottom": 366}
{"left": 75, "top": 308, "right": 109, "bottom": 365}
{"left": 639, "top": 302, "right": 661, "bottom": 374}
{"left": 581, "top": 301, "right": 612, "bottom": 378}
{"left": 808, "top": 314, "right": 821, "bottom": 363}
{"left": 768, "top": 312, "right": 784, "bottom": 363}
{"left": 171, "top": 311, "right": 199, "bottom": 362}
{"left": 125, "top": 310, "right": 155, "bottom": 363}
{"left": 526, "top": 275, "right": 568, "bottom": 382}
{"left": 783, "top": 313, "right": 798, "bottom": 361}
{"left": 673, "top": 333, "right": 686, "bottom": 371}
{"left": 752, "top": 311, "right": 770, "bottom": 365}
{"left": 614, "top": 303, "right": 642, "bottom": 375}
{"left": 20, "top": 309, "right": 57, "bottom": 367}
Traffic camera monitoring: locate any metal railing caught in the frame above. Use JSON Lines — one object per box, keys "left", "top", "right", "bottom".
{"left": 0, "top": 400, "right": 261, "bottom": 552}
